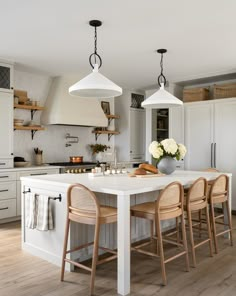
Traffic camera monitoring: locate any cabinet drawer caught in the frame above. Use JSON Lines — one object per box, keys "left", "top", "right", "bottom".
{"left": 0, "top": 199, "right": 16, "bottom": 219}
{"left": 0, "top": 181, "right": 16, "bottom": 200}
{"left": 17, "top": 169, "right": 59, "bottom": 179}
{"left": 0, "top": 171, "right": 16, "bottom": 181}
{"left": 0, "top": 158, "right": 13, "bottom": 169}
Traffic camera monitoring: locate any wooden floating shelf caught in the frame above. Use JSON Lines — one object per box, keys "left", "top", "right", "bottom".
{"left": 92, "top": 130, "right": 120, "bottom": 135}
{"left": 106, "top": 114, "right": 120, "bottom": 119}
{"left": 14, "top": 104, "right": 45, "bottom": 111}
{"left": 14, "top": 125, "right": 45, "bottom": 140}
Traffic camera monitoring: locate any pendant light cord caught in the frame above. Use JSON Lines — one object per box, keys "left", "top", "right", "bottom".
{"left": 157, "top": 52, "right": 167, "bottom": 87}
{"left": 89, "top": 24, "right": 102, "bottom": 69}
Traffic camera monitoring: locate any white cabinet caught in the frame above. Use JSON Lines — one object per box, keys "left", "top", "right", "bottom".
{"left": 184, "top": 97, "right": 236, "bottom": 209}
{"left": 184, "top": 101, "right": 214, "bottom": 170}
{"left": 0, "top": 172, "right": 16, "bottom": 219}
{"left": 129, "top": 109, "right": 145, "bottom": 161}
{"left": 0, "top": 92, "right": 13, "bottom": 167}
{"left": 0, "top": 167, "right": 60, "bottom": 223}
{"left": 145, "top": 84, "right": 184, "bottom": 164}
{"left": 115, "top": 89, "right": 146, "bottom": 162}
{"left": 0, "top": 62, "right": 14, "bottom": 93}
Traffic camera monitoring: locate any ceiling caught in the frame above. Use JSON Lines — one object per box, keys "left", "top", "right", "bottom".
{"left": 1, "top": 0, "right": 236, "bottom": 90}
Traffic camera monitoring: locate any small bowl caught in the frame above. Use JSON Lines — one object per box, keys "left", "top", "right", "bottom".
{"left": 14, "top": 161, "right": 30, "bottom": 167}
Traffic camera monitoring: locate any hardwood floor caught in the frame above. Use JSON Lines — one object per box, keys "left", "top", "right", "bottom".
{"left": 0, "top": 218, "right": 236, "bottom": 296}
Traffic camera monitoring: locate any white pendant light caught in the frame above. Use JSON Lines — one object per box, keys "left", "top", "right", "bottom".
{"left": 142, "top": 49, "right": 183, "bottom": 109}
{"left": 69, "top": 20, "right": 122, "bottom": 98}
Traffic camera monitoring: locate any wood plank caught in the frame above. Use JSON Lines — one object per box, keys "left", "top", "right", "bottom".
{"left": 14, "top": 126, "right": 45, "bottom": 131}
{"left": 14, "top": 104, "right": 44, "bottom": 110}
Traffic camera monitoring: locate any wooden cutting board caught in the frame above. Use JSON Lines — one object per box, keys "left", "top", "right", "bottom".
{"left": 129, "top": 173, "right": 165, "bottom": 178}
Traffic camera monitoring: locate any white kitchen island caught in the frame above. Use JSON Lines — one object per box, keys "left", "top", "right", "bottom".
{"left": 21, "top": 170, "right": 232, "bottom": 296}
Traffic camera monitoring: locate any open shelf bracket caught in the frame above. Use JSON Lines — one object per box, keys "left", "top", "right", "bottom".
{"left": 31, "top": 130, "right": 37, "bottom": 140}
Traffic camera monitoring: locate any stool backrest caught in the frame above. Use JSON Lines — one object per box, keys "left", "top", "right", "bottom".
{"left": 157, "top": 182, "right": 183, "bottom": 211}
{"left": 209, "top": 174, "right": 229, "bottom": 201}
{"left": 186, "top": 177, "right": 207, "bottom": 205}
{"left": 67, "top": 184, "right": 100, "bottom": 217}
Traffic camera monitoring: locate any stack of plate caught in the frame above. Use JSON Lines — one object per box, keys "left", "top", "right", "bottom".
{"left": 14, "top": 119, "right": 24, "bottom": 126}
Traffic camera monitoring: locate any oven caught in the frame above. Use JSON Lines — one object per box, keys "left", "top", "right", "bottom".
{"left": 48, "top": 162, "right": 97, "bottom": 174}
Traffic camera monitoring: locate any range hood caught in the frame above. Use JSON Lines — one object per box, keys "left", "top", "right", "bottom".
{"left": 41, "top": 76, "right": 108, "bottom": 127}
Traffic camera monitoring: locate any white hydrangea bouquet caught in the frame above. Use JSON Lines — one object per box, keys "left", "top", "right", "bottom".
{"left": 149, "top": 138, "right": 187, "bottom": 162}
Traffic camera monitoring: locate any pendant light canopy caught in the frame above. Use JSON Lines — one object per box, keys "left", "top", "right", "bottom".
{"left": 69, "top": 20, "right": 122, "bottom": 98}
{"left": 142, "top": 49, "right": 183, "bottom": 109}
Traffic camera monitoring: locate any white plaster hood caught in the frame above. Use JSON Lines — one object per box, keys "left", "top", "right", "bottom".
{"left": 41, "top": 76, "right": 108, "bottom": 127}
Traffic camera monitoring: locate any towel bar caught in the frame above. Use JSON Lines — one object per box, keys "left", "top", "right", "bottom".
{"left": 23, "top": 188, "right": 62, "bottom": 202}
{"left": 49, "top": 194, "right": 62, "bottom": 202}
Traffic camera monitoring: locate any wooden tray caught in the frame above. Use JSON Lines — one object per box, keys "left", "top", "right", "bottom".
{"left": 129, "top": 173, "right": 165, "bottom": 178}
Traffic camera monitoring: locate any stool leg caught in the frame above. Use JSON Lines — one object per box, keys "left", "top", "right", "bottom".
{"left": 181, "top": 213, "right": 189, "bottom": 272}
{"left": 156, "top": 216, "right": 167, "bottom": 285}
{"left": 205, "top": 205, "right": 213, "bottom": 257}
{"left": 210, "top": 203, "right": 218, "bottom": 254}
{"left": 176, "top": 217, "right": 180, "bottom": 244}
{"left": 187, "top": 208, "right": 196, "bottom": 267}
{"left": 198, "top": 209, "right": 202, "bottom": 238}
{"left": 226, "top": 200, "right": 233, "bottom": 246}
{"left": 90, "top": 222, "right": 100, "bottom": 295}
{"left": 61, "top": 218, "right": 70, "bottom": 281}
{"left": 150, "top": 220, "right": 154, "bottom": 242}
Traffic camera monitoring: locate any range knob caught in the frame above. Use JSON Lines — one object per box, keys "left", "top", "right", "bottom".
{"left": 78, "top": 168, "right": 82, "bottom": 173}
{"left": 83, "top": 168, "right": 86, "bottom": 173}
{"left": 70, "top": 169, "right": 74, "bottom": 173}
{"left": 74, "top": 169, "right": 78, "bottom": 173}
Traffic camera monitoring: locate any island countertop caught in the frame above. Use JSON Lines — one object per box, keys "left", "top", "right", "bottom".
{"left": 21, "top": 170, "right": 231, "bottom": 195}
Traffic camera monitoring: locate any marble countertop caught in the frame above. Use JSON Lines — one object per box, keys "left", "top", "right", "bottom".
{"left": 21, "top": 170, "right": 230, "bottom": 196}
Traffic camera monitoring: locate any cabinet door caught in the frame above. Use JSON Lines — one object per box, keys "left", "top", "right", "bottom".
{"left": 0, "top": 62, "right": 14, "bottom": 92}
{"left": 214, "top": 98, "right": 236, "bottom": 210}
{"left": 169, "top": 106, "right": 184, "bottom": 144}
{"left": 184, "top": 102, "right": 214, "bottom": 170}
{"left": 0, "top": 92, "right": 13, "bottom": 158}
{"left": 130, "top": 109, "right": 145, "bottom": 159}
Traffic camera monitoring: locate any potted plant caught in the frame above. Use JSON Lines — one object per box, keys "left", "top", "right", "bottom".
{"left": 89, "top": 144, "right": 110, "bottom": 162}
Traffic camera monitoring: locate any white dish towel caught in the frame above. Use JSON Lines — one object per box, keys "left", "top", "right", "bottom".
{"left": 25, "top": 192, "right": 37, "bottom": 229}
{"left": 36, "top": 194, "right": 54, "bottom": 231}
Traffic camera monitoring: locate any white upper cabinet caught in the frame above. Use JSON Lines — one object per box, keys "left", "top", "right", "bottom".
{"left": 0, "top": 62, "right": 14, "bottom": 93}
{"left": 114, "top": 90, "right": 146, "bottom": 162}
{"left": 0, "top": 92, "right": 13, "bottom": 164}
{"left": 129, "top": 108, "right": 146, "bottom": 160}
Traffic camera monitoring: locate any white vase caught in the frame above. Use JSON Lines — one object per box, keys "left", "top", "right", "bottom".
{"left": 95, "top": 152, "right": 104, "bottom": 163}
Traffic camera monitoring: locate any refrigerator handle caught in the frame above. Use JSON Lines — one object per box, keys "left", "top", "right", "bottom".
{"left": 214, "top": 143, "right": 216, "bottom": 168}
{"left": 211, "top": 143, "right": 213, "bottom": 167}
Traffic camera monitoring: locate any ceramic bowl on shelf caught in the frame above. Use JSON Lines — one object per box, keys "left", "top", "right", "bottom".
{"left": 14, "top": 161, "right": 30, "bottom": 167}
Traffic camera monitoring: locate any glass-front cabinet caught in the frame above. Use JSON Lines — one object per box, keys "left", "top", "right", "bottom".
{"left": 0, "top": 62, "right": 14, "bottom": 92}
{"left": 152, "top": 108, "right": 169, "bottom": 142}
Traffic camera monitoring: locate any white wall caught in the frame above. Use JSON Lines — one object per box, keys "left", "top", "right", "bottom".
{"left": 14, "top": 70, "right": 114, "bottom": 164}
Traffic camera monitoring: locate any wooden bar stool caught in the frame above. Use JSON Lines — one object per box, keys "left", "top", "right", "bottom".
{"left": 185, "top": 177, "right": 213, "bottom": 267}
{"left": 130, "top": 181, "right": 189, "bottom": 286}
{"left": 208, "top": 174, "right": 233, "bottom": 253}
{"left": 61, "top": 184, "right": 117, "bottom": 295}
